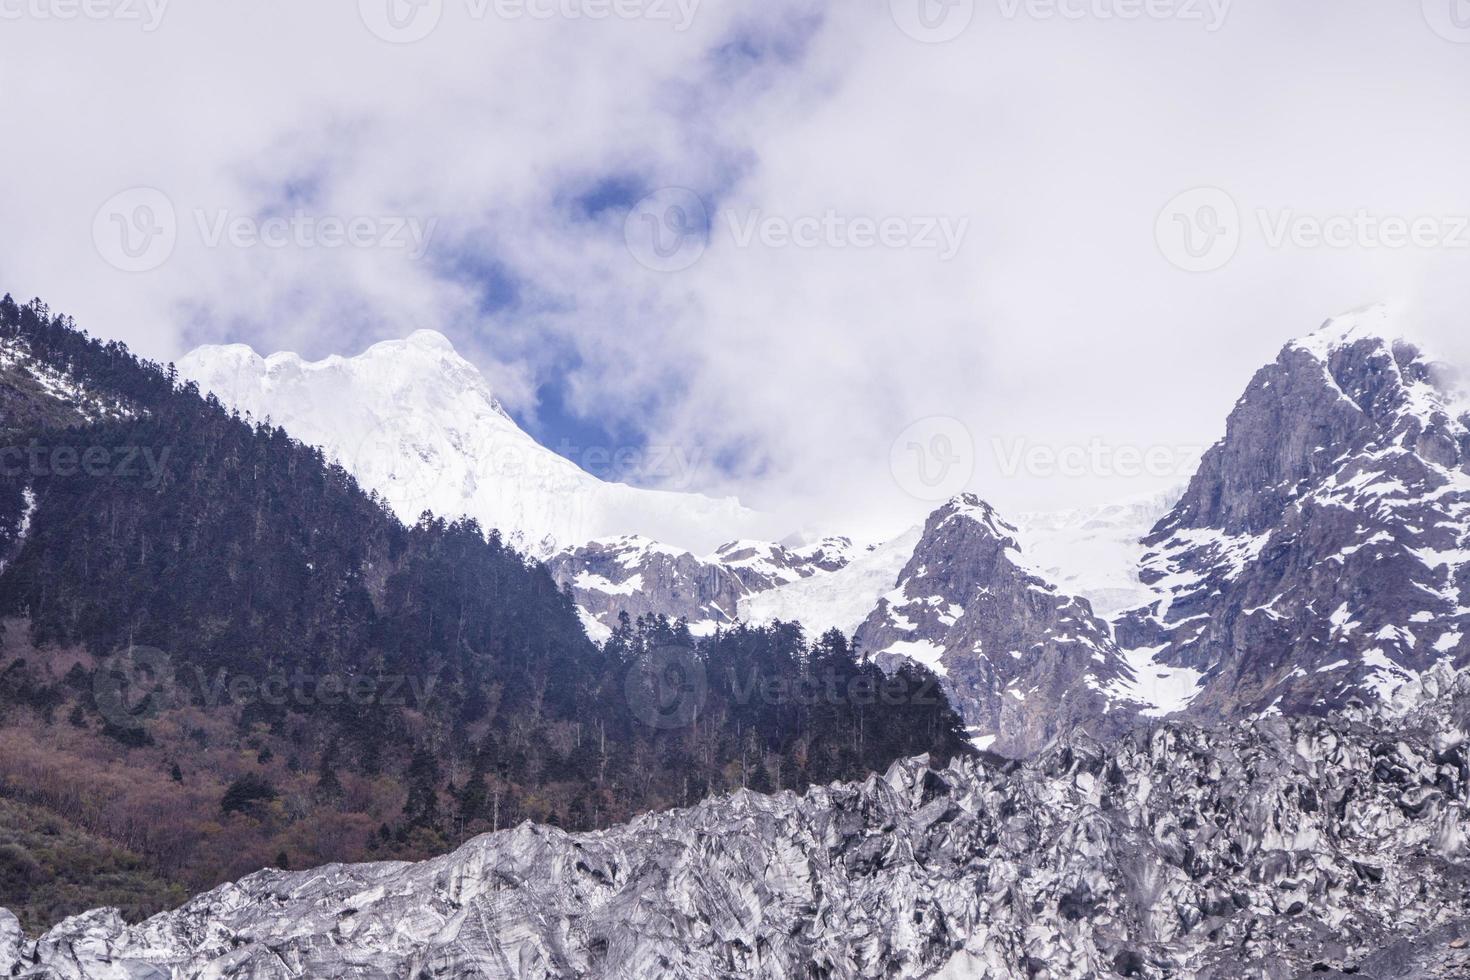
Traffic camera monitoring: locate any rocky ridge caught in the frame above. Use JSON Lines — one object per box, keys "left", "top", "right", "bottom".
{"left": 1118, "top": 307, "right": 1470, "bottom": 719}
{"left": 545, "top": 534, "right": 856, "bottom": 640}
{"left": 853, "top": 495, "right": 1144, "bottom": 755}
{"left": 7, "top": 664, "right": 1470, "bottom": 979}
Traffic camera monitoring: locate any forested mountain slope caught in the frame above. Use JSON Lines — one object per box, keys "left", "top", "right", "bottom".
{"left": 0, "top": 295, "right": 969, "bottom": 927}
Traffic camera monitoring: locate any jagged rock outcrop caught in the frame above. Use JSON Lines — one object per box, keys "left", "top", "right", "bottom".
{"left": 0, "top": 910, "right": 21, "bottom": 976}
{"left": 545, "top": 535, "right": 745, "bottom": 639}
{"left": 1117, "top": 307, "right": 1470, "bottom": 719}
{"left": 855, "top": 495, "right": 1142, "bottom": 755}
{"left": 547, "top": 535, "right": 855, "bottom": 639}
{"left": 9, "top": 664, "right": 1470, "bottom": 979}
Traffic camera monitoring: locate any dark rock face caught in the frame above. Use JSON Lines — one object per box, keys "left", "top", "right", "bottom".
{"left": 11, "top": 664, "right": 1470, "bottom": 979}
{"left": 855, "top": 494, "right": 1138, "bottom": 756}
{"left": 547, "top": 535, "right": 855, "bottom": 638}
{"left": 1118, "top": 309, "right": 1470, "bottom": 720}
{"left": 545, "top": 535, "right": 747, "bottom": 636}
{"left": 712, "top": 537, "right": 854, "bottom": 577}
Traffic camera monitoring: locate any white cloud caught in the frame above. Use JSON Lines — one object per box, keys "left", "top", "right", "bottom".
{"left": 2, "top": 0, "right": 1469, "bottom": 543}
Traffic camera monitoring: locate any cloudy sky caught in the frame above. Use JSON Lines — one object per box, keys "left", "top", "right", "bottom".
{"left": 3, "top": 0, "right": 1469, "bottom": 541}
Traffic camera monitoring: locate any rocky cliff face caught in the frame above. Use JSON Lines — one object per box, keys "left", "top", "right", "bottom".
{"left": 546, "top": 535, "right": 856, "bottom": 639}
{"left": 1118, "top": 307, "right": 1470, "bottom": 720}
{"left": 9, "top": 664, "right": 1470, "bottom": 979}
{"left": 854, "top": 495, "right": 1141, "bottom": 756}
{"left": 545, "top": 535, "right": 745, "bottom": 640}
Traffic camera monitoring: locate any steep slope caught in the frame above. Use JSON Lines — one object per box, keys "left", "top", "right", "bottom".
{"left": 177, "top": 333, "right": 772, "bottom": 555}
{"left": 0, "top": 296, "right": 972, "bottom": 922}
{"left": 855, "top": 494, "right": 1142, "bottom": 755}
{"left": 13, "top": 663, "right": 1470, "bottom": 979}
{"left": 0, "top": 796, "right": 185, "bottom": 935}
{"left": 1012, "top": 488, "right": 1182, "bottom": 618}
{"left": 1118, "top": 306, "right": 1470, "bottom": 718}
{"left": 0, "top": 336, "right": 135, "bottom": 432}
{"left": 546, "top": 535, "right": 856, "bottom": 639}
{"left": 743, "top": 527, "right": 924, "bottom": 637}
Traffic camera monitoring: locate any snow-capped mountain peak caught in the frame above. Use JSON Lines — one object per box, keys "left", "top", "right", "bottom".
{"left": 1288, "top": 304, "right": 1468, "bottom": 439}
{"left": 1117, "top": 307, "right": 1470, "bottom": 718}
{"left": 178, "top": 333, "right": 773, "bottom": 555}
{"left": 1289, "top": 302, "right": 1402, "bottom": 359}
{"left": 854, "top": 493, "right": 1144, "bottom": 754}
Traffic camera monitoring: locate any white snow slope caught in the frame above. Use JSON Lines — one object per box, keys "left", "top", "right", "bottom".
{"left": 1011, "top": 488, "right": 1183, "bottom": 618}
{"left": 742, "top": 527, "right": 924, "bottom": 638}
{"left": 178, "top": 331, "right": 773, "bottom": 556}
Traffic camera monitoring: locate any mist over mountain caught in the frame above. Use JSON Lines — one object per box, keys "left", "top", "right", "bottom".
{"left": 178, "top": 308, "right": 1470, "bottom": 751}
{"left": 6, "top": 298, "right": 1470, "bottom": 979}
